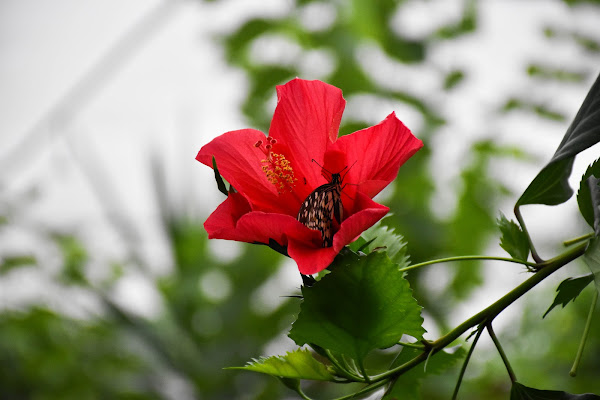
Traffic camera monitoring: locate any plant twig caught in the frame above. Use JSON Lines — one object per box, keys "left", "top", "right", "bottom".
{"left": 570, "top": 289, "right": 598, "bottom": 377}
{"left": 487, "top": 323, "right": 516, "bottom": 382}
{"left": 563, "top": 233, "right": 594, "bottom": 247}
{"left": 514, "top": 205, "right": 544, "bottom": 263}
{"left": 452, "top": 325, "right": 484, "bottom": 400}
{"left": 399, "top": 255, "right": 538, "bottom": 273}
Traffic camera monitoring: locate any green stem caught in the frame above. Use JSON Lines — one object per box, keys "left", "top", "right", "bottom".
{"left": 487, "top": 323, "right": 516, "bottom": 382}
{"left": 399, "top": 255, "right": 538, "bottom": 273}
{"left": 433, "top": 242, "right": 587, "bottom": 349}
{"left": 370, "top": 242, "right": 588, "bottom": 384}
{"left": 398, "top": 341, "right": 426, "bottom": 350}
{"left": 330, "top": 380, "right": 388, "bottom": 400}
{"left": 322, "top": 349, "right": 365, "bottom": 382}
{"left": 452, "top": 325, "right": 484, "bottom": 400}
{"left": 570, "top": 289, "right": 598, "bottom": 377}
{"left": 515, "top": 205, "right": 543, "bottom": 263}
{"left": 563, "top": 233, "right": 594, "bottom": 247}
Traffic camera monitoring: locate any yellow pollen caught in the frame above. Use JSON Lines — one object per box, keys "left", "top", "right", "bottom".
{"left": 253, "top": 138, "right": 297, "bottom": 194}
{"left": 262, "top": 153, "right": 296, "bottom": 194}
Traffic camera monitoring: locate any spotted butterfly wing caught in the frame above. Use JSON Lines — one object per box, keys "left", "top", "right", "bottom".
{"left": 297, "top": 173, "right": 343, "bottom": 247}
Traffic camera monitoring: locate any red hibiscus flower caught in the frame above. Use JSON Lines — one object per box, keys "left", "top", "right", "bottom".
{"left": 196, "top": 78, "right": 423, "bottom": 274}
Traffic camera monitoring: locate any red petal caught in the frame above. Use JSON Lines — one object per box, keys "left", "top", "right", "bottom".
{"left": 197, "top": 129, "right": 298, "bottom": 214}
{"left": 328, "top": 112, "right": 423, "bottom": 198}
{"left": 288, "top": 193, "right": 389, "bottom": 275}
{"left": 332, "top": 193, "right": 389, "bottom": 249}
{"left": 268, "top": 78, "right": 346, "bottom": 189}
{"left": 205, "top": 191, "right": 314, "bottom": 246}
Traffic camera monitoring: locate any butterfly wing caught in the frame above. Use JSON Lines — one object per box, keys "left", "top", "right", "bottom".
{"left": 297, "top": 183, "right": 342, "bottom": 247}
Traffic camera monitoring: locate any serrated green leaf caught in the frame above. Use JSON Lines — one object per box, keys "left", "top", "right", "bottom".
{"left": 583, "top": 238, "right": 600, "bottom": 297}
{"left": 212, "top": 156, "right": 229, "bottom": 196}
{"left": 543, "top": 274, "right": 594, "bottom": 318}
{"left": 511, "top": 381, "right": 600, "bottom": 399}
{"left": 383, "top": 346, "right": 466, "bottom": 400}
{"left": 517, "top": 72, "right": 600, "bottom": 206}
{"left": 577, "top": 158, "right": 600, "bottom": 234}
{"left": 497, "top": 213, "right": 530, "bottom": 261}
{"left": 348, "top": 220, "right": 409, "bottom": 266}
{"left": 227, "top": 349, "right": 334, "bottom": 381}
{"left": 289, "top": 252, "right": 425, "bottom": 365}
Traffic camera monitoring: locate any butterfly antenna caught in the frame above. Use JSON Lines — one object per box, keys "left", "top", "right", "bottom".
{"left": 311, "top": 159, "right": 333, "bottom": 179}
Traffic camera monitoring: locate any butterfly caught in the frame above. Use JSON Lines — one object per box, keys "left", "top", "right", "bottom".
{"left": 297, "top": 160, "right": 354, "bottom": 247}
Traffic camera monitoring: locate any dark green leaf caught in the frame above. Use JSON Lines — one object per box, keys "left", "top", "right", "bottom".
{"left": 583, "top": 238, "right": 600, "bottom": 297}
{"left": 511, "top": 381, "right": 600, "bottom": 399}
{"left": 212, "top": 156, "right": 229, "bottom": 196}
{"left": 517, "top": 72, "right": 600, "bottom": 206}
{"left": 577, "top": 158, "right": 600, "bottom": 236}
{"left": 383, "top": 346, "right": 466, "bottom": 400}
{"left": 497, "top": 213, "right": 530, "bottom": 261}
{"left": 227, "top": 349, "right": 334, "bottom": 381}
{"left": 543, "top": 274, "right": 594, "bottom": 318}
{"left": 289, "top": 252, "right": 425, "bottom": 364}
{"left": 443, "top": 70, "right": 465, "bottom": 90}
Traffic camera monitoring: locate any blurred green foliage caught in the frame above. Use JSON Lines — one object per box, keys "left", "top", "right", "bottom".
{"left": 1, "top": 0, "right": 600, "bottom": 399}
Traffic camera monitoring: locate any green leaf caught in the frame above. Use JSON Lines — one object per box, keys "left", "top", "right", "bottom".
{"left": 383, "top": 346, "right": 466, "bottom": 400}
{"left": 227, "top": 349, "right": 334, "bottom": 381}
{"left": 349, "top": 220, "right": 409, "bottom": 266}
{"left": 52, "top": 234, "right": 88, "bottom": 285}
{"left": 0, "top": 255, "right": 36, "bottom": 274}
{"left": 543, "top": 274, "right": 594, "bottom": 318}
{"left": 583, "top": 238, "right": 600, "bottom": 297}
{"left": 577, "top": 158, "right": 600, "bottom": 233}
{"left": 212, "top": 156, "right": 229, "bottom": 196}
{"left": 511, "top": 382, "right": 600, "bottom": 399}
{"left": 517, "top": 72, "right": 600, "bottom": 206}
{"left": 497, "top": 213, "right": 530, "bottom": 261}
{"left": 289, "top": 252, "right": 425, "bottom": 365}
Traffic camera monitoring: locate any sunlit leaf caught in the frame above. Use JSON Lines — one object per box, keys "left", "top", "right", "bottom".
{"left": 227, "top": 349, "right": 334, "bottom": 381}
{"left": 543, "top": 274, "right": 594, "bottom": 318}
{"left": 511, "top": 381, "right": 600, "bottom": 399}
{"left": 517, "top": 72, "right": 600, "bottom": 206}
{"left": 289, "top": 251, "right": 424, "bottom": 365}
{"left": 497, "top": 213, "right": 530, "bottom": 261}
{"left": 349, "top": 220, "right": 409, "bottom": 266}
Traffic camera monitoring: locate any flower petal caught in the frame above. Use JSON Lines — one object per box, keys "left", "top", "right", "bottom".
{"left": 327, "top": 112, "right": 423, "bottom": 198}
{"left": 332, "top": 193, "right": 389, "bottom": 250}
{"left": 269, "top": 78, "right": 346, "bottom": 189}
{"left": 288, "top": 193, "right": 389, "bottom": 275}
{"left": 205, "top": 191, "right": 317, "bottom": 247}
{"left": 197, "top": 128, "right": 299, "bottom": 214}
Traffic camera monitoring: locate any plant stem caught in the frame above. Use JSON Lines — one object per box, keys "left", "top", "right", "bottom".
{"left": 487, "top": 323, "right": 516, "bottom": 382}
{"left": 399, "top": 255, "right": 538, "bottom": 273}
{"left": 322, "top": 348, "right": 365, "bottom": 382}
{"left": 570, "top": 289, "right": 598, "bottom": 377}
{"left": 398, "top": 341, "right": 426, "bottom": 349}
{"left": 452, "top": 325, "right": 484, "bottom": 400}
{"left": 370, "top": 242, "right": 588, "bottom": 384}
{"left": 514, "top": 205, "right": 543, "bottom": 263}
{"left": 563, "top": 233, "right": 594, "bottom": 247}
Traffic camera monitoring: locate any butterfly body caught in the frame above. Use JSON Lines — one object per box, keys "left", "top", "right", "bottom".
{"left": 297, "top": 172, "right": 344, "bottom": 247}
